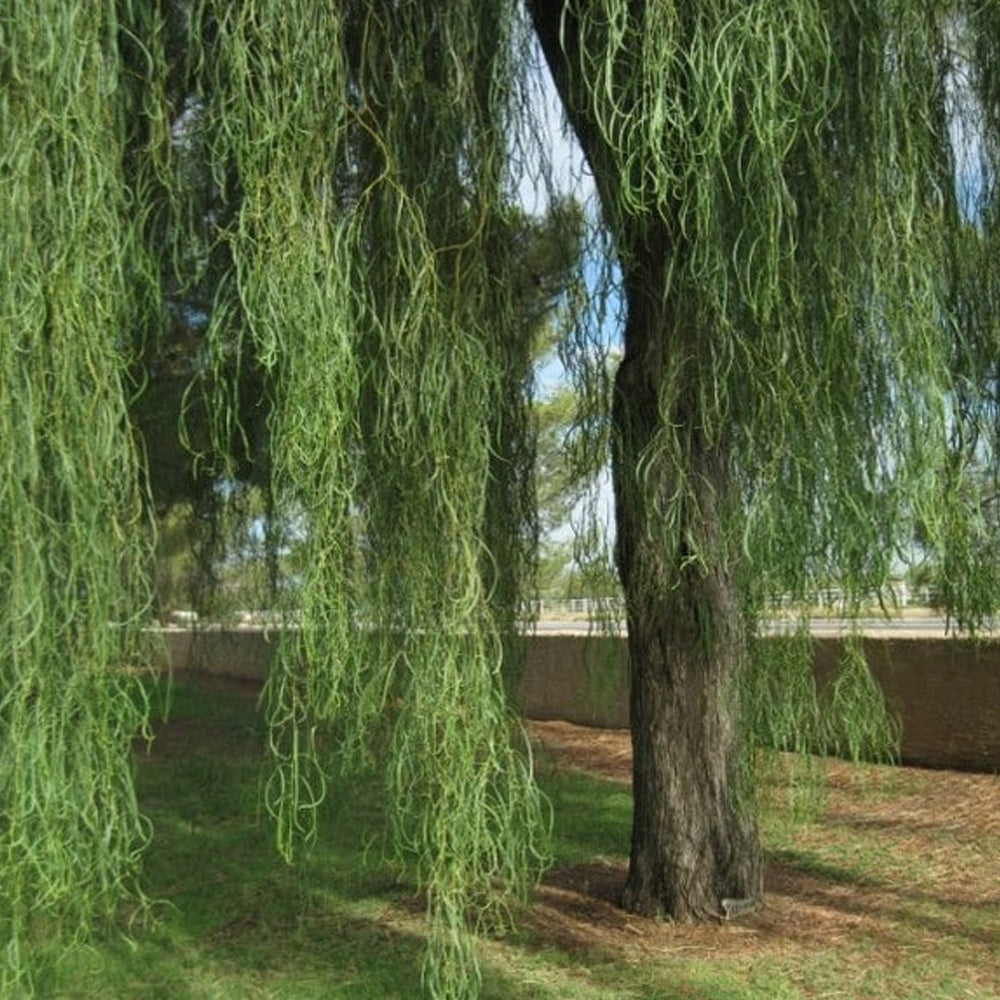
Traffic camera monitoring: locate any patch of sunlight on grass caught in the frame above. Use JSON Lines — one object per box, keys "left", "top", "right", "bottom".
{"left": 538, "top": 769, "right": 632, "bottom": 867}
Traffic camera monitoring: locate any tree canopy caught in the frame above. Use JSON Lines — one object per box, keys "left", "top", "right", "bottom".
{"left": 2, "top": 1, "right": 999, "bottom": 997}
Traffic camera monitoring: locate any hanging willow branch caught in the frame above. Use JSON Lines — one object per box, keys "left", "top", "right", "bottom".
{"left": 0, "top": 1, "right": 157, "bottom": 991}
{"left": 160, "top": 3, "right": 553, "bottom": 997}
{"left": 535, "top": 0, "right": 999, "bottom": 735}
{"left": 549, "top": 0, "right": 980, "bottom": 599}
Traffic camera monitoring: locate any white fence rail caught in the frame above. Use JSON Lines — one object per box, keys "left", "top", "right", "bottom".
{"left": 167, "top": 583, "right": 937, "bottom": 629}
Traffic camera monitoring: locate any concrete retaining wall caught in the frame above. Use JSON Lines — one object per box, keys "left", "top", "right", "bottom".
{"left": 153, "top": 628, "right": 1000, "bottom": 773}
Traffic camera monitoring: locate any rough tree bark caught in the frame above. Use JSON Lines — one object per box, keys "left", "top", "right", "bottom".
{"left": 528, "top": 0, "right": 763, "bottom": 921}
{"left": 612, "top": 230, "right": 762, "bottom": 919}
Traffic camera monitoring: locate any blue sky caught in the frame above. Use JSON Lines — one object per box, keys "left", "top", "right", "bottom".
{"left": 517, "top": 53, "right": 626, "bottom": 398}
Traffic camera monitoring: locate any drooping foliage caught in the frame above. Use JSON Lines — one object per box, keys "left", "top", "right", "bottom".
{"left": 525, "top": 3, "right": 1000, "bottom": 858}
{"left": 142, "top": 3, "right": 558, "bottom": 996}
{"left": 0, "top": 2, "right": 156, "bottom": 991}
{"left": 3, "top": 0, "right": 1000, "bottom": 997}
{"left": 535, "top": 0, "right": 1000, "bottom": 625}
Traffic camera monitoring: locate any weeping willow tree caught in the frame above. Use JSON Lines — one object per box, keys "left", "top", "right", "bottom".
{"left": 529, "top": 0, "right": 1000, "bottom": 920}
{"left": 4, "top": 1, "right": 1000, "bottom": 998}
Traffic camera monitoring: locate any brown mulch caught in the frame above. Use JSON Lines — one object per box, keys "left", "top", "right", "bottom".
{"left": 526, "top": 719, "right": 1000, "bottom": 988}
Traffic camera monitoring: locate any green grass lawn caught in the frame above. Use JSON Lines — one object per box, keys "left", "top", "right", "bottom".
{"left": 23, "top": 675, "right": 1000, "bottom": 999}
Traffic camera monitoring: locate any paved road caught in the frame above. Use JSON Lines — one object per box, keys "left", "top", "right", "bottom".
{"left": 529, "top": 617, "right": 968, "bottom": 638}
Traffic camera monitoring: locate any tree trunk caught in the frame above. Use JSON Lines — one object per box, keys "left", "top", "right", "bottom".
{"left": 612, "top": 233, "right": 763, "bottom": 919}
{"left": 527, "top": 0, "right": 763, "bottom": 921}
{"left": 612, "top": 274, "right": 763, "bottom": 918}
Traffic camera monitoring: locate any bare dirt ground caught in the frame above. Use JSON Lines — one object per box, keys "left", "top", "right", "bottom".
{"left": 527, "top": 720, "right": 1000, "bottom": 992}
